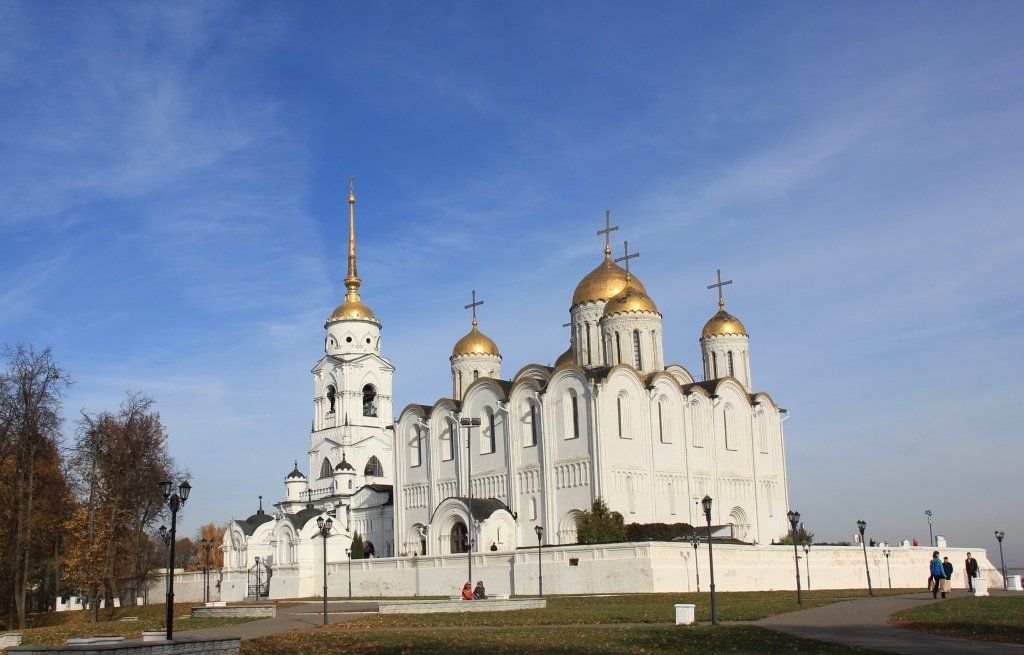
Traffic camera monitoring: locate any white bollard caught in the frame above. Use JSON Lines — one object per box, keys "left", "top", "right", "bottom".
{"left": 1008, "top": 575, "right": 1023, "bottom": 591}
{"left": 972, "top": 577, "right": 988, "bottom": 597}
{"left": 675, "top": 603, "right": 695, "bottom": 625}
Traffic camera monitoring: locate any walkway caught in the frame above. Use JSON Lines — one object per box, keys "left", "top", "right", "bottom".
{"left": 179, "top": 600, "right": 377, "bottom": 641}
{"left": 757, "top": 590, "right": 1024, "bottom": 654}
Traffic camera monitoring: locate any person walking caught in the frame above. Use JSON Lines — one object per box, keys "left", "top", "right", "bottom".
{"left": 941, "top": 557, "right": 954, "bottom": 599}
{"left": 965, "top": 552, "right": 979, "bottom": 591}
{"left": 930, "top": 551, "right": 944, "bottom": 599}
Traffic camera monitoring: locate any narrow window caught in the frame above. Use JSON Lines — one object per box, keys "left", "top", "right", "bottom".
{"left": 326, "top": 386, "right": 336, "bottom": 413}
{"left": 443, "top": 420, "right": 455, "bottom": 461}
{"left": 486, "top": 411, "right": 496, "bottom": 453}
{"left": 633, "top": 330, "right": 642, "bottom": 369}
{"left": 658, "top": 401, "right": 666, "bottom": 443}
{"left": 411, "top": 427, "right": 422, "bottom": 467}
{"left": 615, "top": 332, "right": 622, "bottom": 364}
{"left": 616, "top": 397, "right": 624, "bottom": 438}
{"left": 712, "top": 352, "right": 719, "bottom": 378}
{"left": 571, "top": 394, "right": 580, "bottom": 439}
{"left": 528, "top": 403, "right": 539, "bottom": 447}
{"left": 585, "top": 322, "right": 592, "bottom": 365}
{"left": 362, "top": 384, "right": 377, "bottom": 417}
{"left": 473, "top": 370, "right": 479, "bottom": 380}
{"left": 723, "top": 411, "right": 731, "bottom": 450}
{"left": 320, "top": 457, "right": 332, "bottom": 479}
{"left": 727, "top": 351, "right": 735, "bottom": 377}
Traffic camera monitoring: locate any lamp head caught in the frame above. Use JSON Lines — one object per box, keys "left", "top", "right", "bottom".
{"left": 159, "top": 525, "right": 167, "bottom": 541}
{"left": 178, "top": 481, "right": 191, "bottom": 503}
{"left": 159, "top": 480, "right": 172, "bottom": 499}
{"left": 995, "top": 530, "right": 1004, "bottom": 541}
{"left": 535, "top": 525, "right": 543, "bottom": 538}
{"left": 317, "top": 516, "right": 324, "bottom": 530}
{"left": 701, "top": 495, "right": 713, "bottom": 520}
{"left": 326, "top": 517, "right": 333, "bottom": 531}
{"left": 787, "top": 510, "right": 800, "bottom": 529}
{"left": 857, "top": 520, "right": 866, "bottom": 535}
{"left": 460, "top": 417, "right": 482, "bottom": 427}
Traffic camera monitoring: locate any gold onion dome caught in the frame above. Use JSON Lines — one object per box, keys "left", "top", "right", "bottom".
{"left": 555, "top": 346, "right": 575, "bottom": 368}
{"left": 452, "top": 319, "right": 500, "bottom": 357}
{"left": 603, "top": 282, "right": 658, "bottom": 316}
{"left": 572, "top": 252, "right": 648, "bottom": 307}
{"left": 329, "top": 299, "right": 377, "bottom": 322}
{"left": 701, "top": 299, "right": 747, "bottom": 338}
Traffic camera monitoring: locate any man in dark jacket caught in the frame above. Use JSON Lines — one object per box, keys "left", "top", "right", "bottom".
{"left": 941, "top": 557, "right": 955, "bottom": 598}
{"left": 965, "top": 552, "right": 980, "bottom": 591}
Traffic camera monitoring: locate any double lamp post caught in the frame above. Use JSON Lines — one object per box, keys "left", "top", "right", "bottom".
{"left": 158, "top": 479, "right": 191, "bottom": 641}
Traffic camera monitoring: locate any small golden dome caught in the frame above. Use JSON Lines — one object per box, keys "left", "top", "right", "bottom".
{"left": 572, "top": 253, "right": 648, "bottom": 307}
{"left": 701, "top": 301, "right": 747, "bottom": 338}
{"left": 603, "top": 284, "right": 658, "bottom": 317}
{"left": 328, "top": 299, "right": 378, "bottom": 323}
{"left": 555, "top": 346, "right": 575, "bottom": 368}
{"left": 452, "top": 322, "right": 500, "bottom": 357}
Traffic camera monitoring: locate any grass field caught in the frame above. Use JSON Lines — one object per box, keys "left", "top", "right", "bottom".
{"left": 241, "top": 591, "right": 896, "bottom": 655}
{"left": 8, "top": 602, "right": 261, "bottom": 645}
{"left": 890, "top": 595, "right": 1024, "bottom": 644}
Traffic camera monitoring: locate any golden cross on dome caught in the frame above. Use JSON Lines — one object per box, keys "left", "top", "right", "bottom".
{"left": 596, "top": 210, "right": 619, "bottom": 255}
{"left": 707, "top": 268, "right": 733, "bottom": 309}
{"left": 614, "top": 240, "right": 639, "bottom": 278}
{"left": 464, "top": 289, "right": 484, "bottom": 326}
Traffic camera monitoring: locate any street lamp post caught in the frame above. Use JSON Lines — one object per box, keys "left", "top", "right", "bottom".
{"left": 200, "top": 539, "right": 215, "bottom": 604}
{"left": 159, "top": 479, "right": 190, "bottom": 641}
{"left": 316, "top": 516, "right": 332, "bottom": 626}
{"left": 535, "top": 525, "right": 544, "bottom": 596}
{"left": 460, "top": 417, "right": 481, "bottom": 586}
{"left": 691, "top": 534, "right": 700, "bottom": 593}
{"left": 883, "top": 549, "right": 892, "bottom": 589}
{"left": 803, "top": 544, "right": 811, "bottom": 591}
{"left": 995, "top": 531, "right": 1006, "bottom": 589}
{"left": 346, "top": 548, "right": 353, "bottom": 599}
{"left": 925, "top": 510, "right": 934, "bottom": 548}
{"left": 857, "top": 520, "right": 873, "bottom": 596}
{"left": 787, "top": 510, "right": 802, "bottom": 604}
{"left": 702, "top": 495, "right": 717, "bottom": 626}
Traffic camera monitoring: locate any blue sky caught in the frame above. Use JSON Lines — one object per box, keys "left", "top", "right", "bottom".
{"left": 2, "top": 1, "right": 1022, "bottom": 567}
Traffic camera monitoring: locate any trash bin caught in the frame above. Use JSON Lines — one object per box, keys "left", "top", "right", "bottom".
{"left": 675, "top": 603, "right": 695, "bottom": 625}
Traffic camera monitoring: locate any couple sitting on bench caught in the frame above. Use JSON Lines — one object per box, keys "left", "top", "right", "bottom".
{"left": 461, "top": 581, "right": 486, "bottom": 600}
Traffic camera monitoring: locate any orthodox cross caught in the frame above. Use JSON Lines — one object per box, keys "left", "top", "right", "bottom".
{"left": 597, "top": 210, "right": 619, "bottom": 254}
{"left": 707, "top": 269, "right": 733, "bottom": 308}
{"left": 614, "top": 240, "right": 639, "bottom": 277}
{"left": 465, "top": 289, "right": 484, "bottom": 325}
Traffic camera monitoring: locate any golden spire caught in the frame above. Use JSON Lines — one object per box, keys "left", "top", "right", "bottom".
{"left": 344, "top": 177, "right": 361, "bottom": 303}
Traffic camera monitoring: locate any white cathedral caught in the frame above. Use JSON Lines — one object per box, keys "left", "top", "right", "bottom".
{"left": 224, "top": 186, "right": 791, "bottom": 591}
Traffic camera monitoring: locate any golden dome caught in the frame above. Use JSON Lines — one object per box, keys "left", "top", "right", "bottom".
{"left": 602, "top": 283, "right": 659, "bottom": 317}
{"left": 572, "top": 253, "right": 648, "bottom": 307}
{"left": 328, "top": 299, "right": 378, "bottom": 323}
{"left": 701, "top": 300, "right": 747, "bottom": 338}
{"left": 451, "top": 321, "right": 500, "bottom": 357}
{"left": 555, "top": 346, "right": 575, "bottom": 368}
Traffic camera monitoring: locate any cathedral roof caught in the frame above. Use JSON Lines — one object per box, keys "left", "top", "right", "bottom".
{"left": 554, "top": 346, "right": 575, "bottom": 368}
{"left": 572, "top": 252, "right": 648, "bottom": 307}
{"left": 701, "top": 299, "right": 747, "bottom": 338}
{"left": 286, "top": 461, "right": 306, "bottom": 480}
{"left": 237, "top": 508, "right": 274, "bottom": 535}
{"left": 334, "top": 453, "right": 355, "bottom": 472}
{"left": 602, "top": 281, "right": 658, "bottom": 317}
{"left": 451, "top": 320, "right": 500, "bottom": 357}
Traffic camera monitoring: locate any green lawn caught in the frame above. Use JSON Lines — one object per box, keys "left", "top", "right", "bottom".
{"left": 241, "top": 625, "right": 887, "bottom": 655}
{"left": 241, "top": 591, "right": 898, "bottom": 655}
{"left": 10, "top": 602, "right": 263, "bottom": 645}
{"left": 890, "top": 595, "right": 1024, "bottom": 644}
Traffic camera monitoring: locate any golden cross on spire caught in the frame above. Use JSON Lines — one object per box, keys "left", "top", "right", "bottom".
{"left": 465, "top": 289, "right": 484, "bottom": 326}
{"left": 707, "top": 268, "right": 733, "bottom": 309}
{"left": 348, "top": 176, "right": 355, "bottom": 203}
{"left": 614, "top": 240, "right": 639, "bottom": 280}
{"left": 597, "top": 210, "right": 619, "bottom": 256}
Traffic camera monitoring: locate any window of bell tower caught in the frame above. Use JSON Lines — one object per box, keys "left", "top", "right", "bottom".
{"left": 362, "top": 384, "right": 377, "bottom": 417}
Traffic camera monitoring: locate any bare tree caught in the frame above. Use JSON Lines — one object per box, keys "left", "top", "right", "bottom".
{"left": 0, "top": 345, "right": 70, "bottom": 629}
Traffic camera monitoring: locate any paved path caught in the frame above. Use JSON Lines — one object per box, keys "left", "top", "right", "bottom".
{"left": 757, "top": 590, "right": 1024, "bottom": 654}
{"left": 179, "top": 601, "right": 378, "bottom": 641}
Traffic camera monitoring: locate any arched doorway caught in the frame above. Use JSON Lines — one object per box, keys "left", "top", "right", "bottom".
{"left": 450, "top": 522, "right": 468, "bottom": 553}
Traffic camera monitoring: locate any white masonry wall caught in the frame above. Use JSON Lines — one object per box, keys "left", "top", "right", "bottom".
{"left": 149, "top": 543, "right": 1002, "bottom": 603}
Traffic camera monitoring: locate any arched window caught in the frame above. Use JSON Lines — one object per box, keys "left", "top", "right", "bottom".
{"left": 473, "top": 370, "right": 479, "bottom": 380}
{"left": 362, "top": 384, "right": 377, "bottom": 417}
{"left": 484, "top": 410, "right": 496, "bottom": 454}
{"left": 450, "top": 522, "right": 468, "bottom": 553}
{"left": 723, "top": 406, "right": 734, "bottom": 451}
{"left": 364, "top": 455, "right": 384, "bottom": 477}
{"left": 319, "top": 457, "right": 332, "bottom": 479}
{"left": 727, "top": 352, "right": 735, "bottom": 377}
{"left": 616, "top": 396, "right": 626, "bottom": 438}
{"left": 410, "top": 427, "right": 422, "bottom": 467}
{"left": 443, "top": 419, "right": 455, "bottom": 461}
{"left": 615, "top": 332, "right": 622, "bottom": 364}
{"left": 585, "top": 322, "right": 592, "bottom": 365}
{"left": 572, "top": 395, "right": 579, "bottom": 438}
{"left": 657, "top": 399, "right": 667, "bottom": 443}
{"left": 633, "top": 330, "right": 642, "bottom": 369}
{"left": 326, "top": 386, "right": 336, "bottom": 413}
{"left": 528, "top": 403, "right": 539, "bottom": 447}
